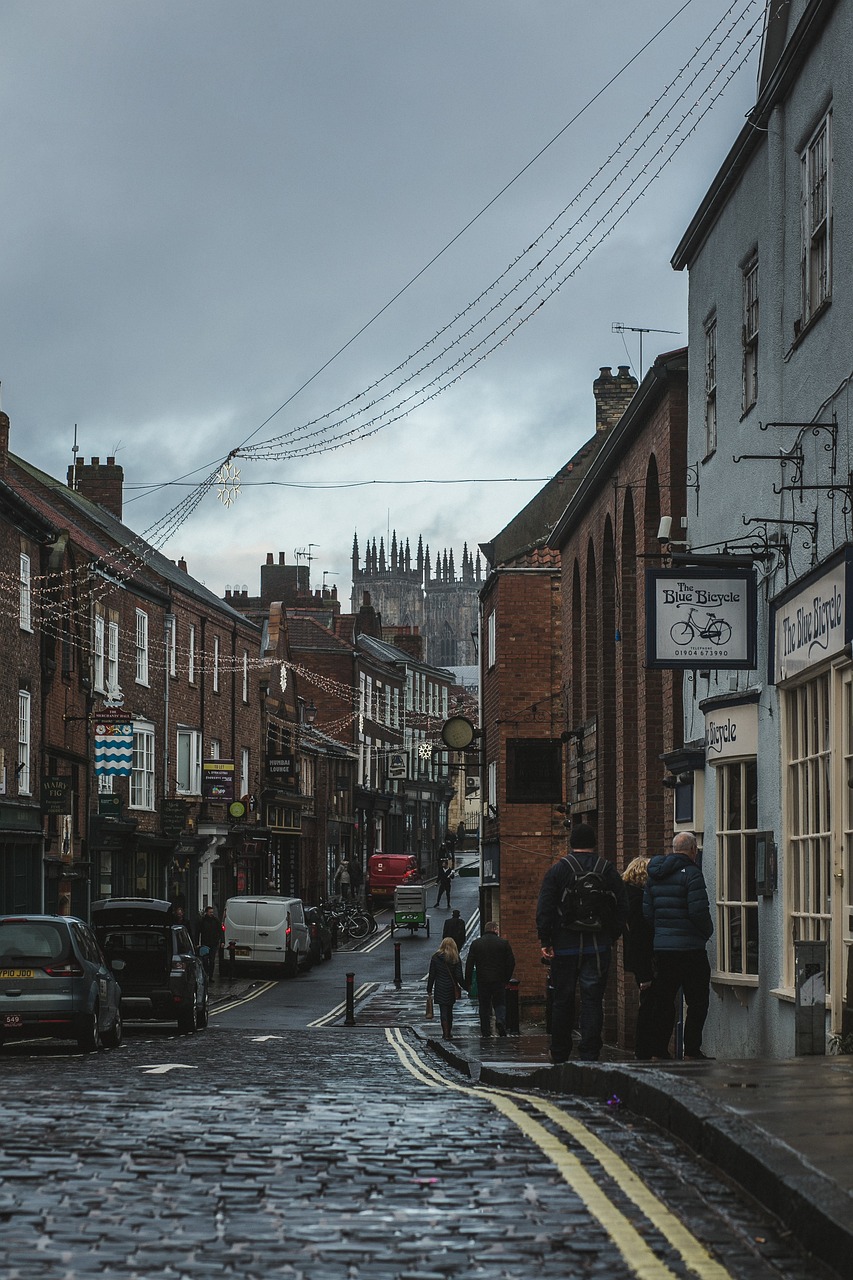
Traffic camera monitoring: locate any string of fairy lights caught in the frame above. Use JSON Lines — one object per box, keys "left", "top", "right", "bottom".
{"left": 1, "top": 0, "right": 771, "bottom": 701}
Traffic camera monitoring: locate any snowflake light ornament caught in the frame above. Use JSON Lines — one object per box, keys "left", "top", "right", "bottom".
{"left": 216, "top": 461, "right": 241, "bottom": 507}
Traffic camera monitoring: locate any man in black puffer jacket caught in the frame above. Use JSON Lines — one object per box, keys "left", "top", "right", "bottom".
{"left": 643, "top": 831, "right": 713, "bottom": 1059}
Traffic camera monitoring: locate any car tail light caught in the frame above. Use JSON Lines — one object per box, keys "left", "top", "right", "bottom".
{"left": 43, "top": 962, "right": 84, "bottom": 977}
{"left": 170, "top": 959, "right": 187, "bottom": 974}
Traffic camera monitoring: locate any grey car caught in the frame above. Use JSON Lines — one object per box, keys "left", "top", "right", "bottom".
{"left": 0, "top": 914, "right": 124, "bottom": 1052}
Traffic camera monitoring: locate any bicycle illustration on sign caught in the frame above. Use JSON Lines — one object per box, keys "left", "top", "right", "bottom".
{"left": 670, "top": 606, "right": 732, "bottom": 647}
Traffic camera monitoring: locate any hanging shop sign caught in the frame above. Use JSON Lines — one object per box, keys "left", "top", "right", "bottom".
{"left": 645, "top": 568, "right": 756, "bottom": 669}
{"left": 704, "top": 700, "right": 758, "bottom": 764}
{"left": 770, "top": 549, "right": 853, "bottom": 683}
{"left": 161, "top": 798, "right": 187, "bottom": 839}
{"left": 387, "top": 751, "right": 408, "bottom": 780}
{"left": 42, "top": 776, "right": 72, "bottom": 815}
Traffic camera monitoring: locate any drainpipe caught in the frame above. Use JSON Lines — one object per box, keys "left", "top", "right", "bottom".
{"left": 164, "top": 613, "right": 175, "bottom": 796}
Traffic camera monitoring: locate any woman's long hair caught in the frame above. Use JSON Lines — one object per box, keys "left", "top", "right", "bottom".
{"left": 437, "top": 937, "right": 459, "bottom": 964}
{"left": 623, "top": 856, "right": 650, "bottom": 886}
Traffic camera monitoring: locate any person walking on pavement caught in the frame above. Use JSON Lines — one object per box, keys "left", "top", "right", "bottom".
{"left": 464, "top": 921, "right": 515, "bottom": 1037}
{"left": 536, "top": 823, "right": 628, "bottom": 1063}
{"left": 348, "top": 858, "right": 364, "bottom": 904}
{"left": 334, "top": 859, "right": 352, "bottom": 901}
{"left": 197, "top": 905, "right": 222, "bottom": 982}
{"left": 434, "top": 853, "right": 453, "bottom": 908}
{"left": 442, "top": 908, "right": 466, "bottom": 951}
{"left": 643, "top": 830, "right": 713, "bottom": 1060}
{"left": 427, "top": 937, "right": 465, "bottom": 1041}
{"left": 621, "top": 857, "right": 657, "bottom": 1060}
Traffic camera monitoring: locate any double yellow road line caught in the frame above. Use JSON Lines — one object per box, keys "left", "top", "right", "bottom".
{"left": 385, "top": 1027, "right": 731, "bottom": 1280}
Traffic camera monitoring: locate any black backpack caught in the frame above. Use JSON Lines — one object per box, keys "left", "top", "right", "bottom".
{"left": 559, "top": 855, "right": 617, "bottom": 933}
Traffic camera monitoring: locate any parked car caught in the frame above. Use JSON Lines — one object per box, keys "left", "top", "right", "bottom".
{"left": 91, "top": 898, "right": 208, "bottom": 1033}
{"left": 223, "top": 895, "right": 311, "bottom": 977}
{"left": 304, "top": 905, "right": 334, "bottom": 964}
{"left": 367, "top": 853, "right": 421, "bottom": 903}
{"left": 0, "top": 914, "right": 123, "bottom": 1052}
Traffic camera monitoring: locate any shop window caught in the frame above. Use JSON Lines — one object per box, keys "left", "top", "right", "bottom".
{"left": 715, "top": 759, "right": 759, "bottom": 978}
{"left": 130, "top": 723, "right": 155, "bottom": 810}
{"left": 785, "top": 673, "right": 832, "bottom": 988}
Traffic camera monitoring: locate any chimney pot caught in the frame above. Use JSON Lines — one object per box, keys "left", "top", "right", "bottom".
{"left": 91, "top": 456, "right": 100, "bottom": 467}
{"left": 266, "top": 553, "right": 274, "bottom": 565}
{"left": 279, "top": 552, "right": 285, "bottom": 565}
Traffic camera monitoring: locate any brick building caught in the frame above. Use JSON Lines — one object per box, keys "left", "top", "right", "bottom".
{"left": 0, "top": 413, "right": 265, "bottom": 920}
{"left": 547, "top": 349, "right": 688, "bottom": 1049}
{"left": 478, "top": 366, "right": 638, "bottom": 1014}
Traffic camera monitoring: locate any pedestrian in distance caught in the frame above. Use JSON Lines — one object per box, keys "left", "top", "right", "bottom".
{"left": 334, "top": 859, "right": 352, "bottom": 902}
{"left": 197, "top": 904, "right": 223, "bottom": 982}
{"left": 621, "top": 857, "right": 657, "bottom": 1060}
{"left": 427, "top": 937, "right": 465, "bottom": 1041}
{"left": 536, "top": 823, "right": 628, "bottom": 1064}
{"left": 643, "top": 831, "right": 714, "bottom": 1060}
{"left": 434, "top": 855, "right": 453, "bottom": 908}
{"left": 442, "top": 908, "right": 466, "bottom": 951}
{"left": 348, "top": 858, "right": 364, "bottom": 904}
{"left": 464, "top": 921, "right": 515, "bottom": 1037}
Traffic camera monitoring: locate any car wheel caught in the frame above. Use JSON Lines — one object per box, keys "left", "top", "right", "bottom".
{"left": 77, "top": 1004, "right": 103, "bottom": 1053}
{"left": 196, "top": 990, "right": 209, "bottom": 1029}
{"left": 177, "top": 993, "right": 198, "bottom": 1034}
{"left": 103, "top": 1007, "right": 123, "bottom": 1049}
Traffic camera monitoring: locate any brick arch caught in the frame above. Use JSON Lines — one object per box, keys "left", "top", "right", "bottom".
{"left": 619, "top": 490, "right": 638, "bottom": 867}
{"left": 600, "top": 517, "right": 617, "bottom": 853}
{"left": 643, "top": 455, "right": 665, "bottom": 845}
{"left": 584, "top": 540, "right": 598, "bottom": 721}
{"left": 571, "top": 559, "right": 583, "bottom": 726}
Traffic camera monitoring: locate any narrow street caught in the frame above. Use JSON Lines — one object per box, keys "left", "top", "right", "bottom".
{"left": 0, "top": 885, "right": 836, "bottom": 1279}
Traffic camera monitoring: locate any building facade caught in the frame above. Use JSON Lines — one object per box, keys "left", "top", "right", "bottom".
{"left": 670, "top": 0, "right": 852, "bottom": 1055}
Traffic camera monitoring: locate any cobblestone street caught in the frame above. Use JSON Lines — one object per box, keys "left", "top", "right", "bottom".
{"left": 0, "top": 1024, "right": 835, "bottom": 1280}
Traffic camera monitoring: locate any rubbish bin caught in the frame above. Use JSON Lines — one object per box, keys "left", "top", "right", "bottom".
{"left": 794, "top": 940, "right": 827, "bottom": 1055}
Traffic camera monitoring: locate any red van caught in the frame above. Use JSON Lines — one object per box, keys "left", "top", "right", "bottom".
{"left": 367, "top": 854, "right": 420, "bottom": 902}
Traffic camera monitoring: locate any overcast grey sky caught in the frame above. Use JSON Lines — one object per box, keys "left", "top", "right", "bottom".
{"left": 0, "top": 1, "right": 765, "bottom": 600}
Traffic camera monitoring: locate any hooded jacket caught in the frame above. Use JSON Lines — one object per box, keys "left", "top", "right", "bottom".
{"left": 643, "top": 853, "right": 713, "bottom": 951}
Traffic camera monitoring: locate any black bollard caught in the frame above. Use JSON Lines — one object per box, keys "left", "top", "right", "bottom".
{"left": 505, "top": 977, "right": 520, "bottom": 1035}
{"left": 344, "top": 971, "right": 356, "bottom": 1025}
{"left": 393, "top": 941, "right": 402, "bottom": 989}
{"left": 227, "top": 940, "right": 236, "bottom": 981}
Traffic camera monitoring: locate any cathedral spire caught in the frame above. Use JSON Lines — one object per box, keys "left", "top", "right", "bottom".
{"left": 390, "top": 529, "right": 398, "bottom": 571}
{"left": 379, "top": 537, "right": 386, "bottom": 572}
{"left": 352, "top": 532, "right": 360, "bottom": 577}
{"left": 416, "top": 534, "right": 424, "bottom": 576}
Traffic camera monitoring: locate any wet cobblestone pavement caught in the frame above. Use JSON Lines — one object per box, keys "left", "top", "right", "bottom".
{"left": 0, "top": 1025, "right": 838, "bottom": 1280}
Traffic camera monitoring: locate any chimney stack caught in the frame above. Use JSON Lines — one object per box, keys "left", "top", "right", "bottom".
{"left": 592, "top": 366, "right": 638, "bottom": 434}
{"left": 67, "top": 456, "right": 124, "bottom": 519}
{"left": 0, "top": 411, "right": 9, "bottom": 471}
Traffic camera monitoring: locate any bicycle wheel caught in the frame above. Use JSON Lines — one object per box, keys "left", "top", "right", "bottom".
{"left": 670, "top": 621, "right": 694, "bottom": 646}
{"left": 707, "top": 619, "right": 732, "bottom": 646}
{"left": 347, "top": 912, "right": 371, "bottom": 941}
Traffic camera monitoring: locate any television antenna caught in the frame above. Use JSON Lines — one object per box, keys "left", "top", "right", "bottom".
{"left": 612, "top": 323, "right": 679, "bottom": 381}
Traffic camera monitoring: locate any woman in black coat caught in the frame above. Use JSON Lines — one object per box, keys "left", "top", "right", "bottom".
{"left": 622, "top": 857, "right": 659, "bottom": 1059}
{"left": 427, "top": 937, "right": 465, "bottom": 1041}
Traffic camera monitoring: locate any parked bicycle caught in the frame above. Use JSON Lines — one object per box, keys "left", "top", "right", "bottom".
{"left": 322, "top": 897, "right": 376, "bottom": 942}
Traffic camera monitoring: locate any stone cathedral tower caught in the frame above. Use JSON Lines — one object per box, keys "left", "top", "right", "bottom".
{"left": 351, "top": 531, "right": 483, "bottom": 667}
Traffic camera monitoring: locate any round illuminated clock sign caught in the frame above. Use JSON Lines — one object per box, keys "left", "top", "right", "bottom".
{"left": 441, "top": 715, "right": 475, "bottom": 751}
{"left": 229, "top": 801, "right": 246, "bottom": 819}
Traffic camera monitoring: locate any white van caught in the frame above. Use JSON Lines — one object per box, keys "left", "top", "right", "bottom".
{"left": 223, "top": 896, "right": 311, "bottom": 977}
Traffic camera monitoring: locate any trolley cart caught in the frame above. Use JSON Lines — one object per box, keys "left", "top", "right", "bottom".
{"left": 390, "top": 884, "right": 430, "bottom": 937}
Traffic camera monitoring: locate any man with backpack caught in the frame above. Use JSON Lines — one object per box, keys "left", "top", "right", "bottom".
{"left": 536, "top": 823, "right": 628, "bottom": 1064}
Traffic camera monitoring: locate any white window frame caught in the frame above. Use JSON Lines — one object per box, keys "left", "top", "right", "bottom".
{"left": 169, "top": 617, "right": 177, "bottom": 678}
{"left": 213, "top": 635, "right": 220, "bottom": 693}
{"left": 742, "top": 257, "right": 758, "bottom": 412}
{"left": 242, "top": 649, "right": 249, "bottom": 703}
{"left": 188, "top": 624, "right": 196, "bottom": 684}
{"left": 801, "top": 110, "right": 832, "bottom": 324}
{"left": 93, "top": 613, "right": 106, "bottom": 693}
{"left": 715, "top": 759, "right": 759, "bottom": 981}
{"left": 130, "top": 721, "right": 155, "bottom": 810}
{"left": 784, "top": 672, "right": 832, "bottom": 990}
{"left": 488, "top": 760, "right": 497, "bottom": 811}
{"left": 18, "top": 690, "right": 31, "bottom": 795}
{"left": 176, "top": 727, "right": 203, "bottom": 795}
{"left": 487, "top": 610, "right": 496, "bottom": 669}
{"left": 240, "top": 746, "right": 250, "bottom": 798}
{"left": 108, "top": 620, "right": 120, "bottom": 693}
{"left": 704, "top": 316, "right": 717, "bottom": 457}
{"left": 19, "top": 553, "right": 32, "bottom": 632}
{"left": 208, "top": 738, "right": 221, "bottom": 760}
{"left": 135, "top": 609, "right": 149, "bottom": 686}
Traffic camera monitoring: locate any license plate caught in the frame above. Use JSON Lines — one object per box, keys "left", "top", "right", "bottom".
{"left": 235, "top": 947, "right": 251, "bottom": 957}
{"left": 3, "top": 1014, "right": 24, "bottom": 1028}
{"left": 0, "top": 969, "right": 34, "bottom": 980}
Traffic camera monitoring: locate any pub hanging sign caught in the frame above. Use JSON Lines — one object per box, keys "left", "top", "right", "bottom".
{"left": 645, "top": 568, "right": 757, "bottom": 670}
